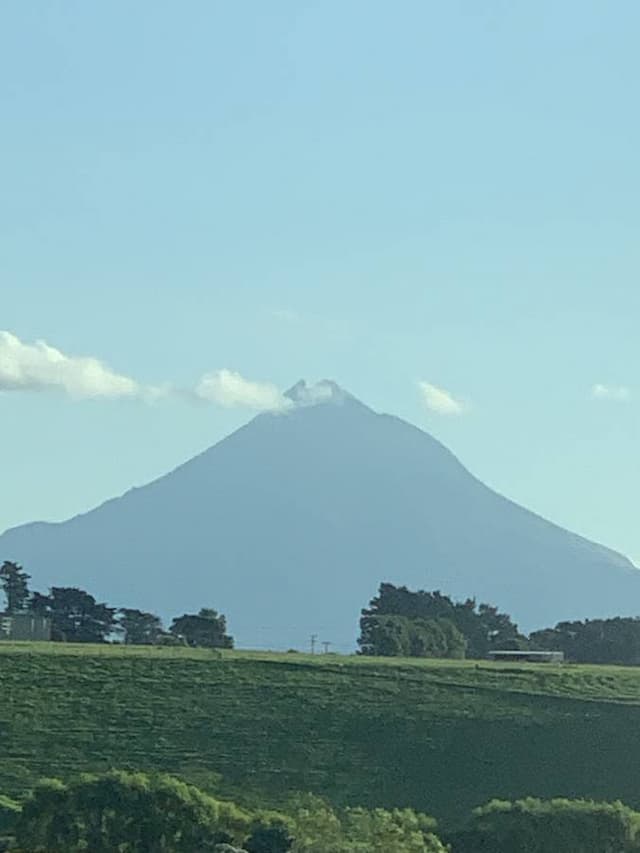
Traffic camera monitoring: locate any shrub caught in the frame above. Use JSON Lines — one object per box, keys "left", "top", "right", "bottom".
{"left": 449, "top": 797, "right": 640, "bottom": 853}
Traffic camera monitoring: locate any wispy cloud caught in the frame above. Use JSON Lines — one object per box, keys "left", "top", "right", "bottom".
{"left": 195, "top": 369, "right": 288, "bottom": 411}
{"left": 0, "top": 331, "right": 142, "bottom": 400}
{"left": 0, "top": 330, "right": 360, "bottom": 417}
{"left": 0, "top": 332, "right": 293, "bottom": 412}
{"left": 418, "top": 381, "right": 468, "bottom": 416}
{"left": 591, "top": 384, "right": 632, "bottom": 402}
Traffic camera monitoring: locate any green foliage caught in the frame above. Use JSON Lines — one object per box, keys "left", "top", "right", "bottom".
{"left": 118, "top": 608, "right": 164, "bottom": 645}
{"left": 449, "top": 797, "right": 640, "bottom": 852}
{"left": 10, "top": 773, "right": 640, "bottom": 853}
{"left": 6, "top": 644, "right": 640, "bottom": 825}
{"left": 531, "top": 618, "right": 640, "bottom": 665}
{"left": 358, "top": 614, "right": 413, "bottom": 657}
{"left": 170, "top": 609, "right": 234, "bottom": 649}
{"left": 15, "top": 770, "right": 251, "bottom": 852}
{"left": 30, "top": 587, "right": 116, "bottom": 643}
{"left": 359, "top": 583, "right": 525, "bottom": 658}
{"left": 8, "top": 771, "right": 450, "bottom": 852}
{"left": 0, "top": 561, "right": 30, "bottom": 615}
{"left": 359, "top": 614, "right": 466, "bottom": 659}
{"left": 286, "top": 794, "right": 446, "bottom": 852}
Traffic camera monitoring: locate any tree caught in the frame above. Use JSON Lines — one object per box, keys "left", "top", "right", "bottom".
{"left": 342, "top": 807, "right": 448, "bottom": 853}
{"left": 0, "top": 560, "right": 30, "bottom": 614}
{"left": 358, "top": 614, "right": 413, "bottom": 657}
{"left": 410, "top": 618, "right": 466, "bottom": 659}
{"left": 448, "top": 797, "right": 640, "bottom": 853}
{"left": 286, "top": 795, "right": 447, "bottom": 853}
{"left": 118, "top": 608, "right": 163, "bottom": 645}
{"left": 359, "top": 583, "right": 524, "bottom": 658}
{"left": 15, "top": 771, "right": 251, "bottom": 852}
{"left": 170, "top": 608, "right": 233, "bottom": 649}
{"left": 530, "top": 617, "right": 640, "bottom": 665}
{"left": 359, "top": 613, "right": 466, "bottom": 659}
{"left": 30, "top": 587, "right": 116, "bottom": 643}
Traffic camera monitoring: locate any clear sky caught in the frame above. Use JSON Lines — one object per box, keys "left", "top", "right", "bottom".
{"left": 2, "top": 1, "right": 639, "bottom": 563}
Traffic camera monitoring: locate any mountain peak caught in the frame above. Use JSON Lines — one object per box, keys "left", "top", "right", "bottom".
{"left": 284, "top": 379, "right": 358, "bottom": 407}
{"left": 1, "top": 385, "right": 637, "bottom": 650}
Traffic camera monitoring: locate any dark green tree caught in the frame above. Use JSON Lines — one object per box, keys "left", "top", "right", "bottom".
{"left": 30, "top": 587, "right": 116, "bottom": 643}
{"left": 0, "top": 560, "right": 31, "bottom": 614}
{"left": 170, "top": 608, "right": 233, "bottom": 649}
{"left": 359, "top": 613, "right": 466, "bottom": 659}
{"left": 530, "top": 617, "right": 640, "bottom": 665}
{"left": 411, "top": 617, "right": 467, "bottom": 659}
{"left": 358, "top": 614, "right": 413, "bottom": 656}
{"left": 360, "top": 583, "right": 524, "bottom": 658}
{"left": 117, "top": 608, "right": 163, "bottom": 645}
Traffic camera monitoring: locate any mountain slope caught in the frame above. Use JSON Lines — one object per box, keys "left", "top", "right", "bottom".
{"left": 1, "top": 381, "right": 637, "bottom": 648}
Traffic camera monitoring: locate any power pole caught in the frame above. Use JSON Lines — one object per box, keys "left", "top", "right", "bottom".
{"left": 310, "top": 634, "right": 318, "bottom": 654}
{"left": 321, "top": 641, "right": 332, "bottom": 654}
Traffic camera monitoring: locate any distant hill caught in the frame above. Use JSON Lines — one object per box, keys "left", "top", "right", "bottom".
{"left": 1, "top": 380, "right": 638, "bottom": 648}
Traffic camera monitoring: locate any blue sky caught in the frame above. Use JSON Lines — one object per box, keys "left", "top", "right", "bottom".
{"left": 2, "top": 1, "right": 639, "bottom": 562}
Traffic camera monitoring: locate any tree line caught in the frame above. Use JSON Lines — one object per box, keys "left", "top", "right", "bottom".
{"left": 359, "top": 582, "right": 640, "bottom": 665}
{"left": 1, "top": 770, "right": 640, "bottom": 852}
{"left": 0, "top": 561, "right": 233, "bottom": 650}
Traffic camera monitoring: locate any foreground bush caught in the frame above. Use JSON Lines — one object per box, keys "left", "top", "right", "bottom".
{"left": 8, "top": 772, "right": 445, "bottom": 853}
{"left": 287, "top": 794, "right": 447, "bottom": 853}
{"left": 15, "top": 771, "right": 251, "bottom": 852}
{"left": 449, "top": 797, "right": 640, "bottom": 853}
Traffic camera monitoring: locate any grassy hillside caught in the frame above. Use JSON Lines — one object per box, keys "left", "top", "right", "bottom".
{"left": 3, "top": 643, "right": 640, "bottom": 827}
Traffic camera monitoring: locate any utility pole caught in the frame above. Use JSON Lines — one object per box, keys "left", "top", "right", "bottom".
{"left": 321, "top": 641, "right": 332, "bottom": 654}
{"left": 310, "top": 634, "right": 318, "bottom": 654}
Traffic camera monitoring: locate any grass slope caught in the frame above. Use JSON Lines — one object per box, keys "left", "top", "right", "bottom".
{"left": 2, "top": 643, "right": 640, "bottom": 826}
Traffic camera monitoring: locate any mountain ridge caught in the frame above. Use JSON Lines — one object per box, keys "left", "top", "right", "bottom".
{"left": 1, "top": 381, "right": 637, "bottom": 648}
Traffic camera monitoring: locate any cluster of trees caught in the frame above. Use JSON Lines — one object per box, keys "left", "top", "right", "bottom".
{"left": 359, "top": 583, "right": 525, "bottom": 659}
{"left": 360, "top": 583, "right": 640, "bottom": 666}
{"left": 529, "top": 618, "right": 640, "bottom": 665}
{"left": 2, "top": 773, "right": 640, "bottom": 852}
{"left": 0, "top": 561, "right": 233, "bottom": 650}
{"left": 0, "top": 772, "right": 447, "bottom": 853}
{"left": 448, "top": 797, "right": 640, "bottom": 852}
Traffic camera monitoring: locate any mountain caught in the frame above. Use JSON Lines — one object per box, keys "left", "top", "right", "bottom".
{"left": 1, "top": 380, "right": 638, "bottom": 649}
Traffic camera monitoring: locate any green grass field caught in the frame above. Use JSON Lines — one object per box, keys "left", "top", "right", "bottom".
{"left": 2, "top": 642, "right": 640, "bottom": 827}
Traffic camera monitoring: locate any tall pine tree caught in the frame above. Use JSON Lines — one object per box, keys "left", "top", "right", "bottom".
{"left": 0, "top": 561, "right": 31, "bottom": 614}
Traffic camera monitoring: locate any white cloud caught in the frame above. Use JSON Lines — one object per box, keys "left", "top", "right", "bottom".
{"left": 591, "top": 384, "right": 631, "bottom": 402}
{"left": 196, "top": 369, "right": 288, "bottom": 411}
{"left": 418, "top": 381, "right": 468, "bottom": 416}
{"left": 0, "top": 331, "right": 141, "bottom": 400}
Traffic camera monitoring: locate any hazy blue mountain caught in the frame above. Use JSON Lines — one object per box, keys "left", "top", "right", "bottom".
{"left": 1, "top": 381, "right": 638, "bottom": 650}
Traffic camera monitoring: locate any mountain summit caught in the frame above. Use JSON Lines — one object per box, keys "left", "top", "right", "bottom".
{"left": 1, "top": 384, "right": 638, "bottom": 649}
{"left": 284, "top": 378, "right": 360, "bottom": 407}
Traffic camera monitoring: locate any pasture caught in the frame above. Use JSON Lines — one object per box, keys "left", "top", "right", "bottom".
{"left": 2, "top": 643, "right": 640, "bottom": 825}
